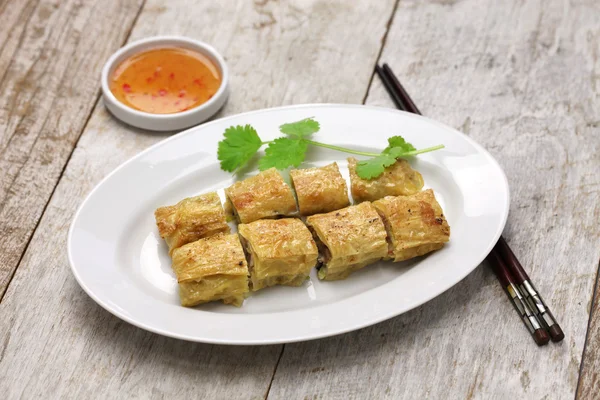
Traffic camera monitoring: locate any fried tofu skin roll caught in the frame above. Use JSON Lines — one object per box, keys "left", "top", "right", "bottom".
{"left": 171, "top": 234, "right": 249, "bottom": 307}
{"left": 348, "top": 157, "right": 424, "bottom": 203}
{"left": 155, "top": 192, "right": 230, "bottom": 255}
{"left": 238, "top": 218, "right": 318, "bottom": 291}
{"left": 224, "top": 168, "right": 297, "bottom": 224}
{"left": 306, "top": 202, "right": 388, "bottom": 281}
{"left": 290, "top": 162, "right": 350, "bottom": 216}
{"left": 373, "top": 190, "right": 450, "bottom": 262}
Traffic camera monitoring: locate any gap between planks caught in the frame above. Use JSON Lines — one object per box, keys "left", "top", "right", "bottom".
{"left": 361, "top": 0, "right": 401, "bottom": 105}
{"left": 575, "top": 257, "right": 600, "bottom": 400}
{"left": 0, "top": 0, "right": 148, "bottom": 304}
{"left": 264, "top": 345, "right": 286, "bottom": 399}
{"left": 263, "top": 1, "right": 401, "bottom": 397}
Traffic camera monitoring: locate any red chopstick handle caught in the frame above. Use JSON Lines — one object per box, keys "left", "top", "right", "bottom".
{"left": 519, "top": 279, "right": 564, "bottom": 342}
{"left": 488, "top": 251, "right": 550, "bottom": 346}
{"left": 495, "top": 239, "right": 564, "bottom": 342}
{"left": 496, "top": 236, "right": 528, "bottom": 284}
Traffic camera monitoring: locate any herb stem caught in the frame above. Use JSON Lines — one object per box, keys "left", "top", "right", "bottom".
{"left": 400, "top": 144, "right": 445, "bottom": 156}
{"left": 264, "top": 139, "right": 443, "bottom": 158}
{"left": 304, "top": 140, "right": 444, "bottom": 158}
{"left": 304, "top": 140, "right": 380, "bottom": 157}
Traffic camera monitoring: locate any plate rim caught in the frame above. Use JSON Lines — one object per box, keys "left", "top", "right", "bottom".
{"left": 68, "top": 103, "right": 510, "bottom": 345}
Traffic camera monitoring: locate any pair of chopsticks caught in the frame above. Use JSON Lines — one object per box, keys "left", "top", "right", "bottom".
{"left": 375, "top": 63, "right": 564, "bottom": 346}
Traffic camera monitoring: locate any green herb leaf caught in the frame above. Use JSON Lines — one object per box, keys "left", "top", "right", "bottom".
{"left": 258, "top": 138, "right": 308, "bottom": 170}
{"left": 217, "top": 125, "right": 263, "bottom": 172}
{"left": 355, "top": 153, "right": 397, "bottom": 180}
{"left": 383, "top": 135, "right": 416, "bottom": 154}
{"left": 217, "top": 119, "right": 443, "bottom": 180}
{"left": 279, "top": 118, "right": 320, "bottom": 138}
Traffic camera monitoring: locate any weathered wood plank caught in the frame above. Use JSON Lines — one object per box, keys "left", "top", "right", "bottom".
{"left": 574, "top": 0, "right": 600, "bottom": 390}
{"left": 0, "top": 0, "right": 145, "bottom": 298}
{"left": 0, "top": 0, "right": 397, "bottom": 398}
{"left": 268, "top": 0, "right": 600, "bottom": 399}
{"left": 578, "top": 264, "right": 600, "bottom": 399}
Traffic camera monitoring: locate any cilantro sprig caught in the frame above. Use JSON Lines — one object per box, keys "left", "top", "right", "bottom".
{"left": 217, "top": 117, "right": 444, "bottom": 180}
{"left": 217, "top": 125, "right": 262, "bottom": 172}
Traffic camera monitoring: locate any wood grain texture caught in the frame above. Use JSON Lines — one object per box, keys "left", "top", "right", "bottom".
{"left": 578, "top": 263, "right": 600, "bottom": 399}
{"left": 268, "top": 0, "right": 600, "bottom": 399}
{"left": 0, "top": 0, "right": 396, "bottom": 398}
{"left": 0, "top": 0, "right": 145, "bottom": 298}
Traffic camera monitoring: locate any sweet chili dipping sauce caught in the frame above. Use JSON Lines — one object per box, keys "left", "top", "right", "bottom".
{"left": 110, "top": 47, "right": 221, "bottom": 114}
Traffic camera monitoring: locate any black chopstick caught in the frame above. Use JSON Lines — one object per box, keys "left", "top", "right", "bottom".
{"left": 375, "top": 65, "right": 409, "bottom": 111}
{"left": 376, "top": 62, "right": 563, "bottom": 345}
{"left": 381, "top": 64, "right": 421, "bottom": 114}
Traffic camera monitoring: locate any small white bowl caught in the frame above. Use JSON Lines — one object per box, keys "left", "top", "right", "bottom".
{"left": 101, "top": 36, "right": 229, "bottom": 131}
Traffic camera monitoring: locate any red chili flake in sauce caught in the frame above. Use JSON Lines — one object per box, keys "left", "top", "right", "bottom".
{"left": 110, "top": 48, "right": 222, "bottom": 114}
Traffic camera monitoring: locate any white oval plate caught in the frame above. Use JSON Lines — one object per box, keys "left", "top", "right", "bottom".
{"left": 68, "top": 104, "right": 509, "bottom": 345}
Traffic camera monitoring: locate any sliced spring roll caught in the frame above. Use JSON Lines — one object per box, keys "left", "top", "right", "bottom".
{"left": 373, "top": 189, "right": 450, "bottom": 262}
{"left": 171, "top": 233, "right": 249, "bottom": 307}
{"left": 155, "top": 192, "right": 230, "bottom": 255}
{"left": 306, "top": 202, "right": 388, "bottom": 281}
{"left": 238, "top": 218, "right": 318, "bottom": 291}
{"left": 348, "top": 157, "right": 424, "bottom": 203}
{"left": 290, "top": 162, "right": 350, "bottom": 216}
{"left": 224, "top": 168, "right": 297, "bottom": 224}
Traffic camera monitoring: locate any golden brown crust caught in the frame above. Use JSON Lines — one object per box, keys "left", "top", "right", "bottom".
{"left": 373, "top": 189, "right": 450, "bottom": 262}
{"left": 348, "top": 157, "right": 424, "bottom": 203}
{"left": 171, "top": 234, "right": 249, "bottom": 307}
{"left": 154, "top": 192, "right": 230, "bottom": 255}
{"left": 238, "top": 218, "right": 318, "bottom": 291}
{"left": 305, "top": 202, "right": 388, "bottom": 280}
{"left": 171, "top": 233, "right": 248, "bottom": 281}
{"left": 224, "top": 168, "right": 297, "bottom": 223}
{"left": 178, "top": 275, "right": 248, "bottom": 307}
{"left": 290, "top": 162, "right": 350, "bottom": 216}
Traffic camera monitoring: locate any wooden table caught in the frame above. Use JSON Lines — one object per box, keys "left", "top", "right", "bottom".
{"left": 1, "top": 0, "right": 599, "bottom": 398}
